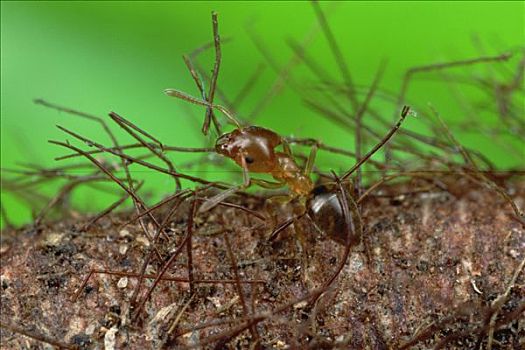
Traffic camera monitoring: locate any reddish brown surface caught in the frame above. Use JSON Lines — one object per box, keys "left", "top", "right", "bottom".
{"left": 1, "top": 180, "right": 524, "bottom": 349}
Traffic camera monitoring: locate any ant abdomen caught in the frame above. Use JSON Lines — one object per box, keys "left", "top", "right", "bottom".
{"left": 306, "top": 184, "right": 360, "bottom": 246}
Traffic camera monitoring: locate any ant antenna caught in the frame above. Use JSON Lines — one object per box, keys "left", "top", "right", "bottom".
{"left": 165, "top": 12, "right": 243, "bottom": 134}
{"left": 164, "top": 89, "right": 242, "bottom": 130}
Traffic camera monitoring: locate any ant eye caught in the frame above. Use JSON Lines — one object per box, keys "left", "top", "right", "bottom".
{"left": 245, "top": 156, "right": 254, "bottom": 164}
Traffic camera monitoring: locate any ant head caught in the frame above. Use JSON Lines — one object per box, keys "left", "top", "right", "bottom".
{"left": 215, "top": 126, "right": 281, "bottom": 172}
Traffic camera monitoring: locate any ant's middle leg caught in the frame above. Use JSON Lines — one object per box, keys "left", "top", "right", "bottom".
{"left": 198, "top": 156, "right": 251, "bottom": 213}
{"left": 198, "top": 154, "right": 287, "bottom": 213}
{"left": 303, "top": 142, "right": 319, "bottom": 177}
{"left": 266, "top": 199, "right": 315, "bottom": 286}
{"left": 281, "top": 138, "right": 318, "bottom": 175}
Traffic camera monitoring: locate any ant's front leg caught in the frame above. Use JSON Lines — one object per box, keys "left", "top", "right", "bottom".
{"left": 199, "top": 153, "right": 286, "bottom": 213}
{"left": 198, "top": 153, "right": 252, "bottom": 213}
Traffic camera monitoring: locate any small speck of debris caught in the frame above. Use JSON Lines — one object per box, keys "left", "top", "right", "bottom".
{"left": 275, "top": 340, "right": 288, "bottom": 349}
{"left": 0, "top": 243, "right": 10, "bottom": 254}
{"left": 509, "top": 249, "right": 519, "bottom": 258}
{"left": 43, "top": 232, "right": 65, "bottom": 246}
{"left": 117, "top": 277, "right": 128, "bottom": 289}
{"left": 206, "top": 296, "right": 222, "bottom": 308}
{"left": 119, "top": 229, "right": 131, "bottom": 238}
{"left": 417, "top": 260, "right": 429, "bottom": 272}
{"left": 349, "top": 254, "right": 364, "bottom": 273}
{"left": 109, "top": 305, "right": 121, "bottom": 315}
{"left": 71, "top": 333, "right": 92, "bottom": 348}
{"left": 150, "top": 303, "right": 178, "bottom": 326}
{"left": 118, "top": 244, "right": 128, "bottom": 255}
{"left": 216, "top": 296, "right": 239, "bottom": 314}
{"left": 293, "top": 301, "right": 308, "bottom": 309}
{"left": 471, "top": 279, "right": 483, "bottom": 295}
{"left": 85, "top": 323, "right": 96, "bottom": 335}
{"left": 104, "top": 326, "right": 118, "bottom": 350}
{"left": 1, "top": 275, "right": 9, "bottom": 289}
{"left": 136, "top": 235, "right": 150, "bottom": 247}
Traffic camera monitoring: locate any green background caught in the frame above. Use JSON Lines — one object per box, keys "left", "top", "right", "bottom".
{"left": 1, "top": 1, "right": 524, "bottom": 227}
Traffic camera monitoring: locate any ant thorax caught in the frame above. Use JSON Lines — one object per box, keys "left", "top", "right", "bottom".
{"left": 273, "top": 153, "right": 314, "bottom": 195}
{"left": 215, "top": 125, "right": 314, "bottom": 195}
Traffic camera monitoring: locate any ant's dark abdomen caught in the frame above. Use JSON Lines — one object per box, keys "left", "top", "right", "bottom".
{"left": 307, "top": 185, "right": 359, "bottom": 246}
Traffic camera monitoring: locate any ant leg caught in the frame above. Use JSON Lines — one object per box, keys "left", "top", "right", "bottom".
{"left": 283, "top": 137, "right": 318, "bottom": 177}
{"left": 303, "top": 142, "right": 318, "bottom": 177}
{"left": 198, "top": 154, "right": 252, "bottom": 212}
{"left": 250, "top": 178, "right": 286, "bottom": 189}
{"left": 282, "top": 138, "right": 293, "bottom": 157}
{"left": 199, "top": 160, "right": 289, "bottom": 213}
{"left": 295, "top": 216, "right": 313, "bottom": 287}
{"left": 267, "top": 201, "right": 312, "bottom": 286}
{"left": 198, "top": 184, "right": 247, "bottom": 213}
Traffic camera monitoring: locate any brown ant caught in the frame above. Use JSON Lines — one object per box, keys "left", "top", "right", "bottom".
{"left": 166, "top": 81, "right": 411, "bottom": 245}
{"left": 163, "top": 12, "right": 412, "bottom": 247}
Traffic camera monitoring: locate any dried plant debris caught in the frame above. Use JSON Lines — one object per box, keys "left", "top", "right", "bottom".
{"left": 2, "top": 6, "right": 525, "bottom": 350}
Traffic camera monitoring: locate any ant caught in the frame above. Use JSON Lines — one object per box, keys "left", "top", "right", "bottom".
{"left": 164, "top": 13, "right": 412, "bottom": 249}
{"left": 165, "top": 88, "right": 315, "bottom": 204}
{"left": 166, "top": 82, "right": 411, "bottom": 246}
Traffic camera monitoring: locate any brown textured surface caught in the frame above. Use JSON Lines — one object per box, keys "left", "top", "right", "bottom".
{"left": 1, "top": 179, "right": 524, "bottom": 349}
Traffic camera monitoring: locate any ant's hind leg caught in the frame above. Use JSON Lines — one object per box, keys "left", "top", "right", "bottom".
{"left": 282, "top": 138, "right": 318, "bottom": 179}
{"left": 289, "top": 209, "right": 315, "bottom": 288}
{"left": 281, "top": 138, "right": 319, "bottom": 176}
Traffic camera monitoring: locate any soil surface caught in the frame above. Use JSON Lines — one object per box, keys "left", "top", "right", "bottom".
{"left": 1, "top": 179, "right": 524, "bottom": 349}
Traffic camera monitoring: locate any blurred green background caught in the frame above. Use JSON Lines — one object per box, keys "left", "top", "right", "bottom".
{"left": 1, "top": 1, "right": 524, "bottom": 227}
